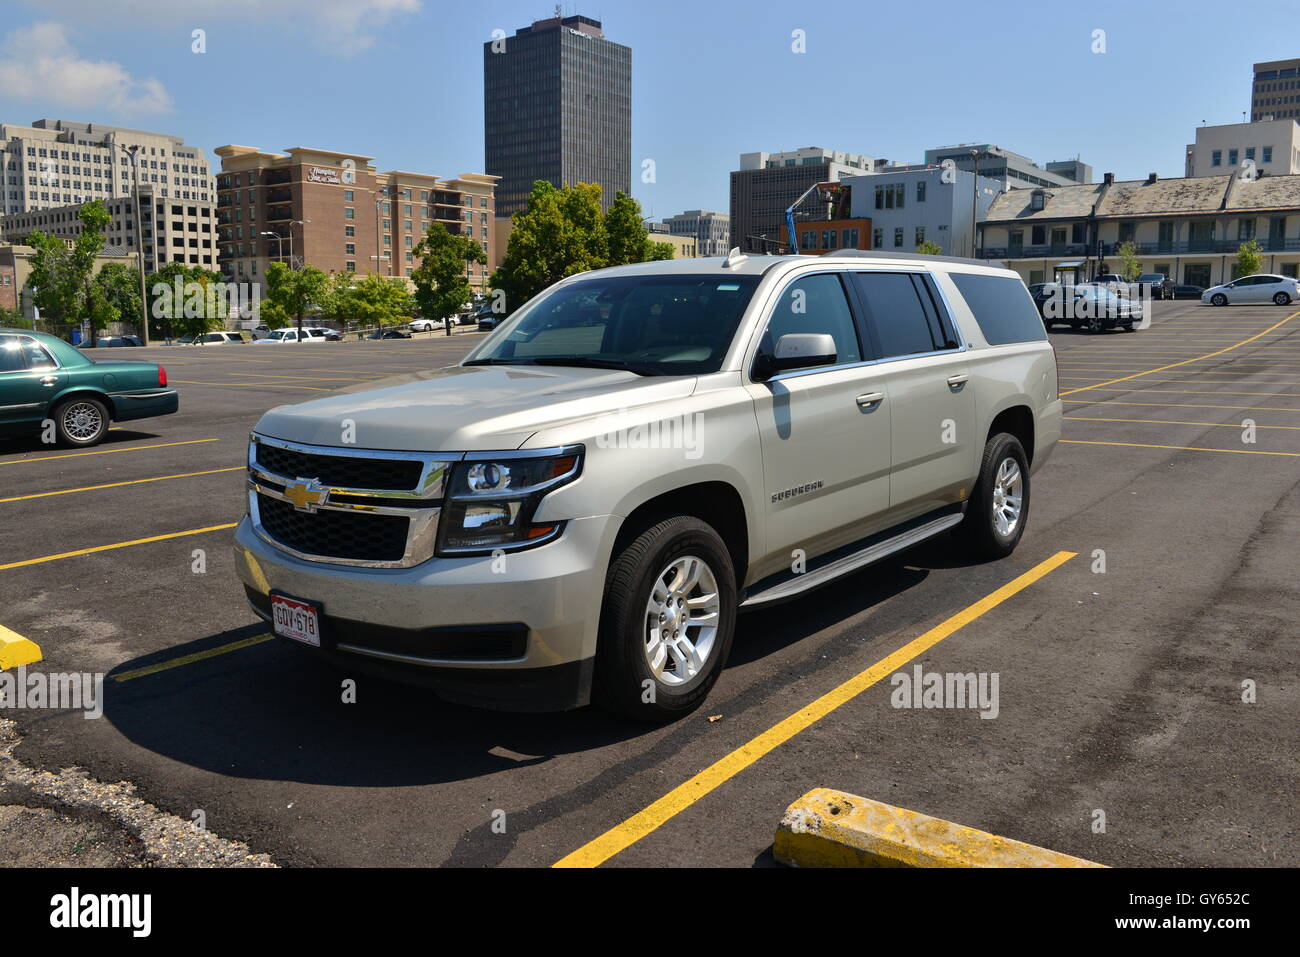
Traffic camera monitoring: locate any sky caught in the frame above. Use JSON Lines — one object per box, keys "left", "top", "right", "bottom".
{"left": 2, "top": 0, "right": 1298, "bottom": 218}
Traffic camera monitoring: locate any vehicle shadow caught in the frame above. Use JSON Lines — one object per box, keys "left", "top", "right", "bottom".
{"left": 98, "top": 549, "right": 947, "bottom": 790}
{"left": 0, "top": 427, "right": 162, "bottom": 455}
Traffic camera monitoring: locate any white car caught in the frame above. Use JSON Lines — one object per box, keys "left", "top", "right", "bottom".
{"left": 1202, "top": 274, "right": 1300, "bottom": 306}
{"left": 191, "top": 331, "right": 248, "bottom": 345}
{"left": 254, "top": 327, "right": 331, "bottom": 343}
{"left": 408, "top": 318, "right": 438, "bottom": 332}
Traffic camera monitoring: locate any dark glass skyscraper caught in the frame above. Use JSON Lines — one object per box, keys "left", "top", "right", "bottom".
{"left": 484, "top": 14, "right": 631, "bottom": 217}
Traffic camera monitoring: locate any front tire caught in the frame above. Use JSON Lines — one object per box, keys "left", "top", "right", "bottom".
{"left": 53, "top": 397, "right": 109, "bottom": 447}
{"left": 1085, "top": 314, "right": 1105, "bottom": 334}
{"left": 1211, "top": 293, "right": 1228, "bottom": 306}
{"left": 961, "top": 433, "right": 1030, "bottom": 560}
{"left": 594, "top": 516, "right": 737, "bottom": 721}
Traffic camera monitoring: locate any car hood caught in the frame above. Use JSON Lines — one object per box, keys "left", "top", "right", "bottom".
{"left": 253, "top": 363, "right": 699, "bottom": 452}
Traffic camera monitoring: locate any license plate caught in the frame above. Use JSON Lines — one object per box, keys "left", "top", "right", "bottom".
{"left": 270, "top": 593, "right": 321, "bottom": 647}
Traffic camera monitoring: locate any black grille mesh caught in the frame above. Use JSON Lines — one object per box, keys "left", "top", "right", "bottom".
{"left": 255, "top": 443, "right": 422, "bottom": 491}
{"left": 257, "top": 493, "right": 409, "bottom": 562}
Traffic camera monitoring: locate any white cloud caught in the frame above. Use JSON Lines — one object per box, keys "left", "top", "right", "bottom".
{"left": 28, "top": 0, "right": 422, "bottom": 56}
{"left": 0, "top": 22, "right": 173, "bottom": 114}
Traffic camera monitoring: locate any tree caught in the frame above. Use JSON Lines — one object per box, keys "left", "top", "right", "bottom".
{"left": 146, "top": 262, "right": 228, "bottom": 340}
{"left": 490, "top": 182, "right": 677, "bottom": 314}
{"left": 93, "top": 262, "right": 143, "bottom": 331}
{"left": 24, "top": 200, "right": 112, "bottom": 342}
{"left": 1235, "top": 238, "right": 1263, "bottom": 278}
{"left": 264, "top": 262, "right": 328, "bottom": 341}
{"left": 916, "top": 240, "right": 944, "bottom": 256}
{"left": 411, "top": 222, "right": 487, "bottom": 328}
{"left": 323, "top": 271, "right": 415, "bottom": 328}
{"left": 1116, "top": 240, "right": 1142, "bottom": 281}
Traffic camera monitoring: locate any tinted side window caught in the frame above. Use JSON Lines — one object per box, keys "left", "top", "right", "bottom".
{"left": 0, "top": 336, "right": 24, "bottom": 373}
{"left": 19, "top": 338, "right": 56, "bottom": 369}
{"left": 851, "top": 272, "right": 938, "bottom": 359}
{"left": 950, "top": 273, "right": 1048, "bottom": 345}
{"left": 763, "top": 274, "right": 862, "bottom": 365}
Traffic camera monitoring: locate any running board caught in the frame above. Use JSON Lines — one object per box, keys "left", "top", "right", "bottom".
{"left": 739, "top": 512, "right": 964, "bottom": 609}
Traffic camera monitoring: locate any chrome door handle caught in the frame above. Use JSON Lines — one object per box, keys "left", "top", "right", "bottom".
{"left": 856, "top": 392, "right": 885, "bottom": 408}
{"left": 947, "top": 374, "right": 969, "bottom": 389}
{"left": 40, "top": 376, "right": 58, "bottom": 386}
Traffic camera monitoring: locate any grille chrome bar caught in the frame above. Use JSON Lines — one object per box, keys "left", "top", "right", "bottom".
{"left": 247, "top": 433, "right": 450, "bottom": 568}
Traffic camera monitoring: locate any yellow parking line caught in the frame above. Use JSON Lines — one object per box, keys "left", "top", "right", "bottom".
{"left": 0, "top": 467, "right": 243, "bottom": 503}
{"left": 1065, "top": 416, "right": 1300, "bottom": 430}
{"left": 1058, "top": 309, "right": 1299, "bottom": 397}
{"left": 552, "top": 550, "right": 1077, "bottom": 868}
{"left": 0, "top": 438, "right": 218, "bottom": 466}
{"left": 0, "top": 523, "right": 238, "bottom": 571}
{"left": 229, "top": 372, "right": 366, "bottom": 382}
{"left": 113, "top": 633, "right": 274, "bottom": 682}
{"left": 1063, "top": 399, "right": 1300, "bottom": 412}
{"left": 1061, "top": 439, "right": 1300, "bottom": 457}
{"left": 1088, "top": 387, "right": 1300, "bottom": 397}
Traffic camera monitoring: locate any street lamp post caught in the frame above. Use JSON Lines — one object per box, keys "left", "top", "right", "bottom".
{"left": 118, "top": 144, "right": 151, "bottom": 346}
{"left": 288, "top": 219, "right": 310, "bottom": 269}
{"left": 969, "top": 148, "right": 980, "bottom": 260}
{"left": 260, "top": 230, "right": 284, "bottom": 262}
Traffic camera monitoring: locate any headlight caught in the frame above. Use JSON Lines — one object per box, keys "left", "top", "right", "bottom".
{"left": 437, "top": 446, "right": 583, "bottom": 555}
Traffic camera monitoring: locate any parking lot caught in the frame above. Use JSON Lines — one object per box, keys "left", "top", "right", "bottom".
{"left": 1, "top": 303, "right": 1296, "bottom": 868}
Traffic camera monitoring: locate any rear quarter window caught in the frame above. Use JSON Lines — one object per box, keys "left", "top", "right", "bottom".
{"left": 949, "top": 273, "right": 1047, "bottom": 345}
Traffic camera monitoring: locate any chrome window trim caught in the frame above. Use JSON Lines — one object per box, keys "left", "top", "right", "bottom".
{"left": 753, "top": 269, "right": 970, "bottom": 385}
{"left": 0, "top": 334, "right": 62, "bottom": 375}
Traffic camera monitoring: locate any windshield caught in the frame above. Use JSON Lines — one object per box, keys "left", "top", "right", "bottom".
{"left": 268, "top": 330, "right": 286, "bottom": 340}
{"left": 467, "top": 274, "right": 761, "bottom": 376}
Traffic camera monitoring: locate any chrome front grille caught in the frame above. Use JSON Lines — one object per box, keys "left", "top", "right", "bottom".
{"left": 247, "top": 434, "right": 452, "bottom": 568}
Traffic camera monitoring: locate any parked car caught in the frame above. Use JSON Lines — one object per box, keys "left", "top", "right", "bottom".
{"left": 1041, "top": 285, "right": 1144, "bottom": 333}
{"left": 367, "top": 329, "right": 411, "bottom": 339}
{"left": 192, "top": 331, "right": 247, "bottom": 345}
{"left": 408, "top": 318, "right": 438, "bottom": 332}
{"left": 1090, "top": 273, "right": 1126, "bottom": 291}
{"left": 1134, "top": 273, "right": 1167, "bottom": 297}
{"left": 254, "top": 327, "right": 332, "bottom": 343}
{"left": 1171, "top": 284, "right": 1205, "bottom": 300}
{"left": 87, "top": 335, "right": 144, "bottom": 348}
{"left": 235, "top": 250, "right": 1062, "bottom": 719}
{"left": 1, "top": 328, "right": 177, "bottom": 447}
{"left": 1201, "top": 274, "right": 1300, "bottom": 306}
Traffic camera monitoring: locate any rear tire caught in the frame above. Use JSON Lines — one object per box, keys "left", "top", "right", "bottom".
{"left": 1085, "top": 315, "right": 1105, "bottom": 334}
{"left": 961, "top": 433, "right": 1030, "bottom": 561}
{"left": 594, "top": 516, "right": 737, "bottom": 721}
{"left": 1274, "top": 292, "right": 1291, "bottom": 305}
{"left": 52, "top": 396, "right": 109, "bottom": 447}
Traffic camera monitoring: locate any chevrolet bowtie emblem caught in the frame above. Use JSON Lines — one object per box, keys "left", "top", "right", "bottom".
{"left": 284, "top": 477, "right": 329, "bottom": 512}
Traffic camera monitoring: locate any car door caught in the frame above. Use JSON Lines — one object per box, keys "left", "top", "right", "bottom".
{"left": 849, "top": 271, "right": 975, "bottom": 522}
{"left": 0, "top": 334, "right": 67, "bottom": 434}
{"left": 743, "top": 271, "right": 892, "bottom": 571}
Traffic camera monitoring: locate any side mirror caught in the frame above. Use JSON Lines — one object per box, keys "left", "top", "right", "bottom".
{"left": 756, "top": 333, "right": 838, "bottom": 379}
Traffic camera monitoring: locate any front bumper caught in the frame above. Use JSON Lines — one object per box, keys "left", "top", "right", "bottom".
{"left": 233, "top": 512, "right": 617, "bottom": 711}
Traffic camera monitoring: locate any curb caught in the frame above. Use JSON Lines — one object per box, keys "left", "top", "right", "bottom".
{"left": 774, "top": 788, "right": 1105, "bottom": 868}
{"left": 0, "top": 625, "right": 42, "bottom": 671}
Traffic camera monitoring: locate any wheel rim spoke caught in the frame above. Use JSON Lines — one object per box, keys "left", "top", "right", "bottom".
{"left": 642, "top": 553, "right": 721, "bottom": 687}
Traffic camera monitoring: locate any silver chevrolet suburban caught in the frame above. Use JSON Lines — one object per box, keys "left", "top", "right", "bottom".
{"left": 234, "top": 250, "right": 1061, "bottom": 720}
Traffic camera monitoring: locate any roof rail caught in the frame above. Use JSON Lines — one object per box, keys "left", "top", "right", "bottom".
{"left": 826, "top": 249, "right": 997, "bottom": 268}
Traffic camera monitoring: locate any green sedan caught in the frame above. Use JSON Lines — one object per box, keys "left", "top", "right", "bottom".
{"left": 0, "top": 329, "right": 178, "bottom": 447}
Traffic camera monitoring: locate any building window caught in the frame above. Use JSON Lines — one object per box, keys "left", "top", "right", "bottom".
{"left": 345, "top": 243, "right": 355, "bottom": 254}
{"left": 344, "top": 208, "right": 354, "bottom": 219}
{"left": 873, "top": 227, "right": 882, "bottom": 248}
{"left": 915, "top": 226, "right": 925, "bottom": 246}
{"left": 894, "top": 227, "right": 903, "bottom": 247}
{"left": 800, "top": 230, "right": 817, "bottom": 250}
{"left": 1228, "top": 148, "right": 1239, "bottom": 166}
{"left": 1245, "top": 147, "right": 1256, "bottom": 161}
{"left": 344, "top": 190, "right": 354, "bottom": 201}
{"left": 345, "top": 261, "right": 356, "bottom": 272}
{"left": 1264, "top": 146, "right": 1274, "bottom": 163}
{"left": 843, "top": 228, "right": 859, "bottom": 248}
{"left": 916, "top": 181, "right": 926, "bottom": 202}
{"left": 345, "top": 226, "right": 355, "bottom": 237}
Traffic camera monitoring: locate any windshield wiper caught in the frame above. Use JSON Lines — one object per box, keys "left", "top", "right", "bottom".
{"left": 527, "top": 357, "right": 657, "bottom": 376}
{"left": 462, "top": 357, "right": 534, "bottom": 366}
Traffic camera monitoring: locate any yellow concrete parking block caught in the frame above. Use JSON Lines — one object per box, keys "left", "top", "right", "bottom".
{"left": 0, "top": 624, "right": 42, "bottom": 670}
{"left": 774, "top": 788, "right": 1105, "bottom": 868}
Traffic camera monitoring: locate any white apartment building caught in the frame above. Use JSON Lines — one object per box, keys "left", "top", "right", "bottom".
{"left": 1184, "top": 119, "right": 1300, "bottom": 178}
{"left": 0, "top": 118, "right": 216, "bottom": 215}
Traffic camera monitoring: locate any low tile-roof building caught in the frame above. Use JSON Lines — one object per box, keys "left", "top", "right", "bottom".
{"left": 978, "top": 172, "right": 1300, "bottom": 288}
